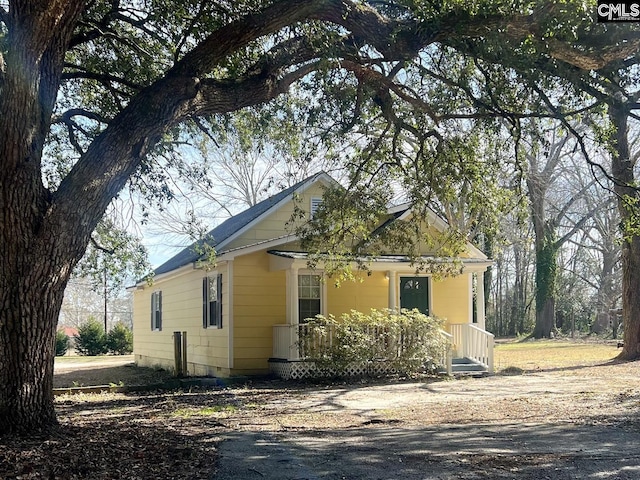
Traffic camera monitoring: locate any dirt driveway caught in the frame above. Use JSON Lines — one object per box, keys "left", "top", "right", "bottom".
{"left": 214, "top": 361, "right": 640, "bottom": 479}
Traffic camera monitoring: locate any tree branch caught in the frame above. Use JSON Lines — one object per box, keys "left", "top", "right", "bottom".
{"left": 90, "top": 236, "right": 115, "bottom": 256}
{"left": 52, "top": 108, "right": 109, "bottom": 126}
{"left": 546, "top": 36, "right": 640, "bottom": 71}
{"left": 554, "top": 204, "right": 600, "bottom": 250}
{"left": 553, "top": 178, "right": 598, "bottom": 227}
{"left": 62, "top": 67, "right": 143, "bottom": 91}
{"left": 189, "top": 61, "right": 321, "bottom": 118}
{"left": 70, "top": 1, "right": 165, "bottom": 49}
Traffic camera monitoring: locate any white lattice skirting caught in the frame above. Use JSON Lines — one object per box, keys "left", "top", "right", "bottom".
{"left": 268, "top": 359, "right": 399, "bottom": 380}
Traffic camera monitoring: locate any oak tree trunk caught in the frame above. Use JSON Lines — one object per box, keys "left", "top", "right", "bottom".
{"left": 533, "top": 296, "right": 556, "bottom": 339}
{"left": 619, "top": 237, "right": 640, "bottom": 358}
{"left": 610, "top": 105, "right": 640, "bottom": 360}
{"left": 532, "top": 230, "right": 558, "bottom": 338}
{"left": 528, "top": 160, "right": 557, "bottom": 339}
{"left": 0, "top": 0, "right": 93, "bottom": 433}
{"left": 0, "top": 259, "right": 68, "bottom": 433}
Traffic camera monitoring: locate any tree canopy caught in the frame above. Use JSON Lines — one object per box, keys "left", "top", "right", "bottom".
{"left": 2, "top": 0, "right": 640, "bottom": 434}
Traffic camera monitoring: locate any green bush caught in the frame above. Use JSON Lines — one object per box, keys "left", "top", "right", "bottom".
{"left": 107, "top": 322, "right": 133, "bottom": 355}
{"left": 75, "top": 319, "right": 108, "bottom": 356}
{"left": 299, "top": 308, "right": 449, "bottom": 376}
{"left": 55, "top": 330, "right": 70, "bottom": 356}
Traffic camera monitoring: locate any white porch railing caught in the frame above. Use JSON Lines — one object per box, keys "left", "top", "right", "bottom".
{"left": 447, "top": 323, "right": 494, "bottom": 373}
{"left": 272, "top": 323, "right": 453, "bottom": 374}
{"left": 273, "top": 324, "right": 295, "bottom": 360}
{"left": 273, "top": 323, "right": 334, "bottom": 360}
{"left": 439, "top": 330, "right": 453, "bottom": 375}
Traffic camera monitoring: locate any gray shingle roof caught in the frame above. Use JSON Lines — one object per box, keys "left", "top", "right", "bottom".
{"left": 151, "top": 172, "right": 326, "bottom": 276}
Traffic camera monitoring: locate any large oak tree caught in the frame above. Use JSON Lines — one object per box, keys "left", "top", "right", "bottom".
{"left": 1, "top": 0, "right": 638, "bottom": 433}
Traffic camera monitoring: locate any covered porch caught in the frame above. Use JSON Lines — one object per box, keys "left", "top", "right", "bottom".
{"left": 270, "top": 321, "right": 493, "bottom": 378}
{"left": 267, "top": 251, "right": 494, "bottom": 379}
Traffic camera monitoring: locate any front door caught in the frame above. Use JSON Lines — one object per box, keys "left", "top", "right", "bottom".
{"left": 400, "top": 277, "right": 430, "bottom": 315}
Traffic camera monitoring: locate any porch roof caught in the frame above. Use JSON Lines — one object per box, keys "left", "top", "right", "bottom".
{"left": 267, "top": 250, "right": 493, "bottom": 271}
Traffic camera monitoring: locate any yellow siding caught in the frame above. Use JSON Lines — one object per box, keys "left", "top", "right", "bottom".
{"left": 431, "top": 273, "right": 471, "bottom": 326}
{"left": 133, "top": 265, "right": 230, "bottom": 377}
{"left": 224, "top": 183, "right": 327, "bottom": 251}
{"left": 327, "top": 271, "right": 389, "bottom": 317}
{"left": 232, "top": 251, "right": 286, "bottom": 374}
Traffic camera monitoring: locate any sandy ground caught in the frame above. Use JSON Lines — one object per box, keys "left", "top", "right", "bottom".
{"left": 213, "top": 361, "right": 640, "bottom": 479}
{"left": 42, "top": 349, "right": 640, "bottom": 479}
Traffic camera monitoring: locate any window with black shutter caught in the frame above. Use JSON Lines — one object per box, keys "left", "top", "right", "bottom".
{"left": 203, "top": 274, "right": 222, "bottom": 328}
{"left": 151, "top": 291, "right": 162, "bottom": 331}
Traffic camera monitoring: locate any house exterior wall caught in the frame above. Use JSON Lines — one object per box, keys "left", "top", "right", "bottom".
{"left": 432, "top": 273, "right": 471, "bottom": 325}
{"left": 133, "top": 252, "right": 475, "bottom": 377}
{"left": 231, "top": 251, "right": 286, "bottom": 375}
{"left": 133, "top": 265, "right": 230, "bottom": 377}
{"left": 223, "top": 183, "right": 326, "bottom": 251}
{"left": 326, "top": 271, "right": 390, "bottom": 317}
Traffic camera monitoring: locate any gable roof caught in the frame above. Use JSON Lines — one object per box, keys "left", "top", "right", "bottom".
{"left": 152, "top": 171, "right": 332, "bottom": 276}
{"left": 381, "top": 203, "right": 488, "bottom": 260}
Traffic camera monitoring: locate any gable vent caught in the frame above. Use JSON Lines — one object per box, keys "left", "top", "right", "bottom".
{"left": 310, "top": 197, "right": 322, "bottom": 217}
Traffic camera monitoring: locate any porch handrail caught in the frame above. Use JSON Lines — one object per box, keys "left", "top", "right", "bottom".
{"left": 439, "top": 330, "right": 453, "bottom": 375}
{"left": 447, "top": 323, "right": 494, "bottom": 373}
{"left": 273, "top": 324, "right": 293, "bottom": 360}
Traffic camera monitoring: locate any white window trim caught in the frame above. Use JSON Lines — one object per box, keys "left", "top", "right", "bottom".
{"left": 298, "top": 270, "right": 326, "bottom": 318}
{"left": 203, "top": 273, "right": 223, "bottom": 329}
{"left": 151, "top": 290, "right": 162, "bottom": 331}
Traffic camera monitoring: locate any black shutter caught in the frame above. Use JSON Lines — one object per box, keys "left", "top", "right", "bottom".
{"left": 158, "top": 291, "right": 162, "bottom": 331}
{"left": 202, "top": 277, "right": 209, "bottom": 328}
{"left": 217, "top": 274, "right": 223, "bottom": 328}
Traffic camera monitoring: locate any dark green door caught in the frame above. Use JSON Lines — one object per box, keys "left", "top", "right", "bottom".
{"left": 400, "top": 277, "right": 430, "bottom": 315}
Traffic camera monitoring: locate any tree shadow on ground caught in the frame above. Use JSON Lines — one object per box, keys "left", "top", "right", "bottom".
{"left": 53, "top": 364, "right": 173, "bottom": 388}
{"left": 215, "top": 419, "right": 640, "bottom": 479}
{"left": 2, "top": 390, "right": 226, "bottom": 479}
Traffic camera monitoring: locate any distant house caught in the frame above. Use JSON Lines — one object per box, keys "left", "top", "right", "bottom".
{"left": 132, "top": 172, "right": 494, "bottom": 378}
{"left": 59, "top": 326, "right": 79, "bottom": 338}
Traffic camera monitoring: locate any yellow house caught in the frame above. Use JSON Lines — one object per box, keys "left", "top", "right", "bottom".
{"left": 132, "top": 172, "right": 494, "bottom": 378}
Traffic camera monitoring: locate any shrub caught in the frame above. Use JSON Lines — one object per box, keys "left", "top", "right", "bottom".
{"left": 107, "top": 322, "right": 133, "bottom": 355}
{"left": 55, "top": 330, "right": 70, "bottom": 356}
{"left": 299, "top": 308, "right": 449, "bottom": 376}
{"left": 75, "top": 319, "right": 108, "bottom": 356}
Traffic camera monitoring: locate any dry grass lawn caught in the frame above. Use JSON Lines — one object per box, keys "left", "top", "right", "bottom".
{"left": 494, "top": 337, "right": 620, "bottom": 372}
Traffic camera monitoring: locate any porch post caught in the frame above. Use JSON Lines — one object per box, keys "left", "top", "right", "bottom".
{"left": 476, "top": 271, "right": 486, "bottom": 330}
{"left": 387, "top": 271, "right": 396, "bottom": 311}
{"left": 287, "top": 266, "right": 300, "bottom": 360}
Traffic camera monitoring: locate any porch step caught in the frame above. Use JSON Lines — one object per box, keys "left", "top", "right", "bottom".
{"left": 451, "top": 357, "right": 489, "bottom": 376}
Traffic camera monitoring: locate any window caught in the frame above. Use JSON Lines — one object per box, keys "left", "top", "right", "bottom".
{"left": 298, "top": 274, "right": 321, "bottom": 322}
{"left": 203, "top": 274, "right": 222, "bottom": 328}
{"left": 151, "top": 291, "right": 162, "bottom": 331}
{"left": 310, "top": 197, "right": 322, "bottom": 217}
